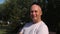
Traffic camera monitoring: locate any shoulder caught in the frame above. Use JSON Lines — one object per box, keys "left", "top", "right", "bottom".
{"left": 23, "top": 22, "right": 33, "bottom": 28}
{"left": 37, "top": 21, "right": 49, "bottom": 34}
{"left": 40, "top": 21, "right": 48, "bottom": 29}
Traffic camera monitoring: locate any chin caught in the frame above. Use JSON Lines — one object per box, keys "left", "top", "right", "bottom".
{"left": 32, "top": 18, "right": 37, "bottom": 21}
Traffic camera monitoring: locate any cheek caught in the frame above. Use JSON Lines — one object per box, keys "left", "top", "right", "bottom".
{"left": 37, "top": 12, "right": 41, "bottom": 17}
{"left": 30, "top": 13, "right": 32, "bottom": 16}
{"left": 30, "top": 13, "right": 33, "bottom": 18}
{"left": 38, "top": 11, "right": 42, "bottom": 15}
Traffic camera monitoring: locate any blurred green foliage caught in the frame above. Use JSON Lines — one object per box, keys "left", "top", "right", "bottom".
{"left": 0, "top": 0, "right": 60, "bottom": 34}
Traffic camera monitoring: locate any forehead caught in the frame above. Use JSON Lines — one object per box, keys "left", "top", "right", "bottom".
{"left": 31, "top": 4, "right": 41, "bottom": 10}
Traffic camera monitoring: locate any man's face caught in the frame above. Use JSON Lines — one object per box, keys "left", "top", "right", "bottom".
{"left": 30, "top": 4, "right": 42, "bottom": 22}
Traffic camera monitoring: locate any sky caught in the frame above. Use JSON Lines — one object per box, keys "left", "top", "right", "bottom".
{"left": 0, "top": 0, "right": 5, "bottom": 4}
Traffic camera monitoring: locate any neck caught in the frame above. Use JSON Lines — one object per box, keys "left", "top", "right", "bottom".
{"left": 33, "top": 18, "right": 42, "bottom": 24}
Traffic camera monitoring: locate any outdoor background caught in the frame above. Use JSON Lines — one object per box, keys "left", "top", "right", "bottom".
{"left": 0, "top": 0, "right": 60, "bottom": 34}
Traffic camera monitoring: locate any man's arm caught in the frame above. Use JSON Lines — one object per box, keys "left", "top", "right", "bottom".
{"left": 18, "top": 28, "right": 24, "bottom": 34}
{"left": 19, "top": 32, "right": 23, "bottom": 34}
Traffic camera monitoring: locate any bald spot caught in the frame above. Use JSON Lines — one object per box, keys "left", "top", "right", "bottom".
{"left": 30, "top": 4, "right": 42, "bottom": 11}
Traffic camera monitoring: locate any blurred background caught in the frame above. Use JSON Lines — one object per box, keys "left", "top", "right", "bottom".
{"left": 0, "top": 0, "right": 60, "bottom": 34}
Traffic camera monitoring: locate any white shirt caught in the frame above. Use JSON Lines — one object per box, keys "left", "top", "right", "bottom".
{"left": 20, "top": 21, "right": 49, "bottom": 34}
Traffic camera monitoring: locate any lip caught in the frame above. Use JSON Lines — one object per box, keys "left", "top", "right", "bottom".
{"left": 32, "top": 16, "right": 36, "bottom": 18}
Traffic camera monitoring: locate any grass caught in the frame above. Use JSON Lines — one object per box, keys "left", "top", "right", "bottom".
{"left": 0, "top": 25, "right": 8, "bottom": 34}
{"left": 0, "top": 29, "right": 7, "bottom": 34}
{"left": 0, "top": 25, "right": 18, "bottom": 34}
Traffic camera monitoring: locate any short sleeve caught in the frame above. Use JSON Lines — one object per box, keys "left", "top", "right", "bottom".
{"left": 36, "top": 24, "right": 49, "bottom": 34}
{"left": 19, "top": 22, "right": 32, "bottom": 34}
{"left": 19, "top": 23, "right": 29, "bottom": 33}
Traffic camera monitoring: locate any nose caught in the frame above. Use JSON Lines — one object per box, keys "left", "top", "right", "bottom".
{"left": 32, "top": 11, "right": 36, "bottom": 15}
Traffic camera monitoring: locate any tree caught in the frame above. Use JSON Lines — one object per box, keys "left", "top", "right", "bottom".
{"left": 0, "top": 0, "right": 49, "bottom": 34}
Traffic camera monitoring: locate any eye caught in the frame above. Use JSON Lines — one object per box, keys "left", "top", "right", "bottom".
{"left": 35, "top": 10, "right": 37, "bottom": 12}
{"left": 30, "top": 11, "right": 33, "bottom": 13}
{"left": 30, "top": 10, "right": 37, "bottom": 13}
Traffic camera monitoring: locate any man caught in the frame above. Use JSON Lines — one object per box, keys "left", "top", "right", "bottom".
{"left": 19, "top": 2, "right": 49, "bottom": 34}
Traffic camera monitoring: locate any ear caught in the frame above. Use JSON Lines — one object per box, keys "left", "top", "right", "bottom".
{"left": 40, "top": 9, "right": 42, "bottom": 16}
